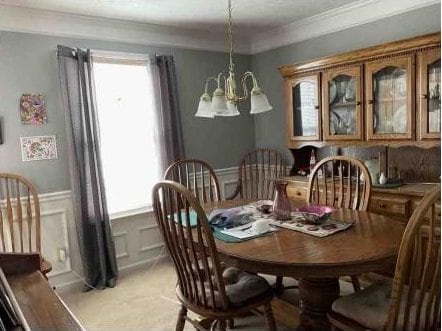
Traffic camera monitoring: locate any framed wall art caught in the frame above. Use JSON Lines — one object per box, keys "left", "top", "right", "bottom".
{"left": 20, "top": 93, "right": 47, "bottom": 125}
{"left": 20, "top": 135, "right": 57, "bottom": 161}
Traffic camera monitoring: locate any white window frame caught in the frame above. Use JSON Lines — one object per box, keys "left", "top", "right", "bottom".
{"left": 91, "top": 50, "right": 160, "bottom": 220}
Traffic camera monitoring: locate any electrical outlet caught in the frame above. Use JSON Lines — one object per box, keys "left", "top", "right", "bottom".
{"left": 58, "top": 248, "right": 66, "bottom": 262}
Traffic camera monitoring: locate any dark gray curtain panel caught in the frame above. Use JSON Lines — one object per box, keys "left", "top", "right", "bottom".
{"left": 154, "top": 55, "right": 185, "bottom": 171}
{"left": 57, "top": 45, "right": 118, "bottom": 290}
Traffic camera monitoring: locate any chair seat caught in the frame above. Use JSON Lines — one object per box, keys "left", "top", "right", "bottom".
{"left": 223, "top": 268, "right": 272, "bottom": 307}
{"left": 332, "top": 280, "right": 392, "bottom": 330}
{"left": 331, "top": 279, "right": 435, "bottom": 330}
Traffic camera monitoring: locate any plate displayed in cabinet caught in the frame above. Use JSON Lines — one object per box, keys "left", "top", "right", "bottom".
{"left": 393, "top": 105, "right": 407, "bottom": 133}
{"left": 345, "top": 77, "right": 356, "bottom": 101}
{"left": 329, "top": 80, "right": 337, "bottom": 104}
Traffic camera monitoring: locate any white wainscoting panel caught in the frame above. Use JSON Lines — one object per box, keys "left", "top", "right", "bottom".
{"left": 33, "top": 167, "right": 240, "bottom": 291}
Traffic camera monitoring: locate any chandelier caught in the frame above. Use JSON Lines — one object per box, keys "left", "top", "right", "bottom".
{"left": 195, "top": 0, "right": 273, "bottom": 118}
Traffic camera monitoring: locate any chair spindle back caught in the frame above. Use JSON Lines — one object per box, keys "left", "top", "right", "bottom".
{"left": 0, "top": 173, "right": 41, "bottom": 253}
{"left": 385, "top": 185, "right": 441, "bottom": 331}
{"left": 164, "top": 159, "right": 220, "bottom": 203}
{"left": 307, "top": 156, "right": 372, "bottom": 211}
{"left": 238, "top": 148, "right": 287, "bottom": 200}
{"left": 152, "top": 180, "right": 228, "bottom": 312}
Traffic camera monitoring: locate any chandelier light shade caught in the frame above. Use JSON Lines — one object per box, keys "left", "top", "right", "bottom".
{"left": 195, "top": 0, "right": 273, "bottom": 118}
{"left": 195, "top": 93, "right": 214, "bottom": 118}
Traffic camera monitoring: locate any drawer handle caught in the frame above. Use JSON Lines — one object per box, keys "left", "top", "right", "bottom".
{"left": 296, "top": 192, "right": 301, "bottom": 196}
{"left": 379, "top": 203, "right": 386, "bottom": 208}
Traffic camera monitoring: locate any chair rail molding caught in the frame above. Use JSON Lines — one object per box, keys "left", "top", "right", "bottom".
{"left": 26, "top": 165, "right": 291, "bottom": 291}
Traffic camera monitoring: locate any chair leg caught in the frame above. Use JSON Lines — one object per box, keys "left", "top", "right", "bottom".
{"left": 217, "top": 319, "right": 227, "bottom": 331}
{"left": 264, "top": 303, "right": 277, "bottom": 331}
{"left": 227, "top": 318, "right": 234, "bottom": 329}
{"left": 274, "top": 276, "right": 284, "bottom": 295}
{"left": 176, "top": 305, "right": 187, "bottom": 331}
{"left": 351, "top": 276, "right": 361, "bottom": 292}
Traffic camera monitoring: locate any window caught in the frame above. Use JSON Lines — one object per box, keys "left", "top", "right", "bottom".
{"left": 92, "top": 53, "right": 161, "bottom": 216}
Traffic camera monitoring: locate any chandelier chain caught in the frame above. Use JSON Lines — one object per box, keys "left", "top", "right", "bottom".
{"left": 228, "top": 0, "right": 234, "bottom": 72}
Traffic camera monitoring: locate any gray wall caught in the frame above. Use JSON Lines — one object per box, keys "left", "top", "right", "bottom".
{"left": 1, "top": 4, "right": 440, "bottom": 194}
{"left": 0, "top": 31, "right": 254, "bottom": 193}
{"left": 251, "top": 4, "right": 441, "bottom": 155}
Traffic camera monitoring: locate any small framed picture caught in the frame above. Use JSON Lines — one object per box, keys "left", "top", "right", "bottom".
{"left": 20, "top": 94, "right": 47, "bottom": 125}
{"left": 20, "top": 135, "right": 58, "bottom": 161}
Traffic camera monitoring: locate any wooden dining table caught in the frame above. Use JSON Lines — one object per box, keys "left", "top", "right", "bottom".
{"left": 204, "top": 200, "right": 406, "bottom": 331}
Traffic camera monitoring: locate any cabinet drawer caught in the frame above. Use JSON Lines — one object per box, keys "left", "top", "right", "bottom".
{"left": 370, "top": 197, "right": 410, "bottom": 217}
{"left": 287, "top": 186, "right": 307, "bottom": 202}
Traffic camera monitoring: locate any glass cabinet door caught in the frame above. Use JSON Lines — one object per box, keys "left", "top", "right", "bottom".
{"left": 323, "top": 66, "right": 362, "bottom": 140}
{"left": 418, "top": 49, "right": 441, "bottom": 139}
{"left": 365, "top": 55, "right": 414, "bottom": 140}
{"left": 287, "top": 74, "right": 321, "bottom": 141}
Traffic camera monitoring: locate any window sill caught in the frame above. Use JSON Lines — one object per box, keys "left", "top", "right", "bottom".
{"left": 109, "top": 205, "right": 153, "bottom": 221}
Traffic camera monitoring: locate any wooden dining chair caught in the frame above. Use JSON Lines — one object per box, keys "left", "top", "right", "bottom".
{"left": 308, "top": 156, "right": 372, "bottom": 292}
{"left": 164, "top": 159, "right": 221, "bottom": 203}
{"left": 328, "top": 185, "right": 441, "bottom": 331}
{"left": 307, "top": 155, "right": 372, "bottom": 211}
{"left": 227, "top": 148, "right": 288, "bottom": 200}
{"left": 152, "top": 180, "right": 277, "bottom": 331}
{"left": 0, "top": 173, "right": 51, "bottom": 275}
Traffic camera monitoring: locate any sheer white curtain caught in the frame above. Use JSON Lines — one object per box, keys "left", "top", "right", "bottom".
{"left": 91, "top": 52, "right": 164, "bottom": 214}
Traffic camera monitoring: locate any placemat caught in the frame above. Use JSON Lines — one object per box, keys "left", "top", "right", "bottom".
{"left": 268, "top": 216, "right": 355, "bottom": 238}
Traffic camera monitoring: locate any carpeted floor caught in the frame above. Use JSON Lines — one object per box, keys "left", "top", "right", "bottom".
{"left": 60, "top": 259, "right": 290, "bottom": 331}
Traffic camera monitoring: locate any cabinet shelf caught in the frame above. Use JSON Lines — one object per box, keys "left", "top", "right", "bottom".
{"left": 375, "top": 97, "right": 407, "bottom": 102}
{"left": 330, "top": 102, "right": 356, "bottom": 107}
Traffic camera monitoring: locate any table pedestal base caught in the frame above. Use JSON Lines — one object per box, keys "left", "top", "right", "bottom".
{"left": 297, "top": 278, "right": 340, "bottom": 331}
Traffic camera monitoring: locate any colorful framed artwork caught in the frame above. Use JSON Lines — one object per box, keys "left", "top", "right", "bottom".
{"left": 20, "top": 135, "right": 58, "bottom": 161}
{"left": 20, "top": 94, "right": 47, "bottom": 125}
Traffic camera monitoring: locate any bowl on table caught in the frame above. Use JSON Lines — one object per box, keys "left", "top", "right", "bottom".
{"left": 294, "top": 205, "right": 336, "bottom": 225}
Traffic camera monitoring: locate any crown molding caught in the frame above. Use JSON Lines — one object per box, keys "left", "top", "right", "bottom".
{"left": 0, "top": 4, "right": 251, "bottom": 54}
{"left": 250, "top": 0, "right": 441, "bottom": 54}
{"left": 0, "top": 1, "right": 439, "bottom": 55}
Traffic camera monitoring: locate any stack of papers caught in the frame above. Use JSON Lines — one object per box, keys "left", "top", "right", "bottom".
{"left": 219, "top": 223, "right": 277, "bottom": 239}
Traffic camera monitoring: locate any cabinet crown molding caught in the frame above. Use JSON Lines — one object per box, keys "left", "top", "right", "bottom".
{"left": 279, "top": 32, "right": 441, "bottom": 77}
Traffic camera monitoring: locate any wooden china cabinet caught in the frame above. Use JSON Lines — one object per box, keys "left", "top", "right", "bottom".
{"left": 286, "top": 74, "right": 321, "bottom": 142}
{"left": 274, "top": 33, "right": 440, "bottom": 330}
{"left": 418, "top": 48, "right": 441, "bottom": 140}
{"left": 323, "top": 65, "right": 363, "bottom": 141}
{"left": 279, "top": 32, "right": 441, "bottom": 149}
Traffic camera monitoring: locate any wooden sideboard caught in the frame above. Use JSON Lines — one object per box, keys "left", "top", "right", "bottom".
{"left": 0, "top": 253, "right": 84, "bottom": 330}
{"left": 284, "top": 176, "right": 439, "bottom": 222}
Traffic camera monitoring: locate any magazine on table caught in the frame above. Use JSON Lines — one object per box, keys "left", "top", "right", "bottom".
{"left": 209, "top": 201, "right": 277, "bottom": 239}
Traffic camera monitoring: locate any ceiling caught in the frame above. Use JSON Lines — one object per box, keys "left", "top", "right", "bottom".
{"left": 0, "top": 0, "right": 439, "bottom": 53}
{"left": 1, "top": 0, "right": 361, "bottom": 37}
